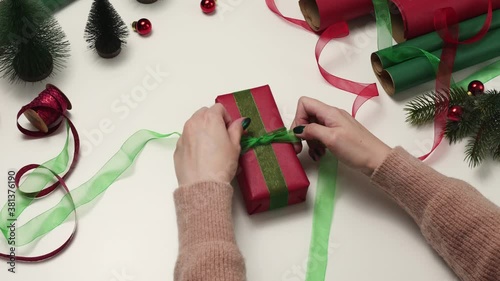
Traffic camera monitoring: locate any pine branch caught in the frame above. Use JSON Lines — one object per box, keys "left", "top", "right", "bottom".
{"left": 445, "top": 106, "right": 481, "bottom": 144}
{"left": 405, "top": 87, "right": 469, "bottom": 126}
{"left": 463, "top": 91, "right": 500, "bottom": 166}
{"left": 464, "top": 118, "right": 498, "bottom": 167}
{"left": 407, "top": 87, "right": 500, "bottom": 167}
{"left": 494, "top": 143, "right": 500, "bottom": 161}
{"left": 476, "top": 90, "right": 500, "bottom": 118}
{"left": 480, "top": 91, "right": 500, "bottom": 162}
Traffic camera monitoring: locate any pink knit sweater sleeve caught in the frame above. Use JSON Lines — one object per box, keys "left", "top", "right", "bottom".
{"left": 371, "top": 147, "right": 500, "bottom": 281}
{"left": 173, "top": 182, "right": 246, "bottom": 281}
{"left": 173, "top": 147, "right": 500, "bottom": 281}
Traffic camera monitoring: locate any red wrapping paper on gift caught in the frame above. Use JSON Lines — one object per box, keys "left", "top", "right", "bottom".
{"left": 216, "top": 85, "right": 310, "bottom": 214}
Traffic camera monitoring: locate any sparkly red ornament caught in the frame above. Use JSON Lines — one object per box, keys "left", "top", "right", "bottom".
{"left": 448, "top": 105, "right": 463, "bottom": 122}
{"left": 200, "top": 0, "right": 216, "bottom": 14}
{"left": 132, "top": 18, "right": 152, "bottom": 36}
{"left": 467, "top": 80, "right": 484, "bottom": 96}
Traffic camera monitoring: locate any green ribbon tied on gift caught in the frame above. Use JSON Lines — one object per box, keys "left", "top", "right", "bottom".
{"left": 240, "top": 128, "right": 300, "bottom": 154}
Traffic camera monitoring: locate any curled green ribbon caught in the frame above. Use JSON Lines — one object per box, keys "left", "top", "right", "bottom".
{"left": 240, "top": 128, "right": 300, "bottom": 154}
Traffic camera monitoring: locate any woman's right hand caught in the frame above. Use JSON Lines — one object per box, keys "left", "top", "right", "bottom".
{"left": 291, "top": 97, "right": 391, "bottom": 176}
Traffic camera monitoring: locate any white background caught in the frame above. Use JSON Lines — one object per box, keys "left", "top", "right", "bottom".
{"left": 1, "top": 0, "right": 499, "bottom": 280}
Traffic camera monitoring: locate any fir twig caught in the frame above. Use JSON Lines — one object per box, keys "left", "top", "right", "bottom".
{"left": 406, "top": 88, "right": 500, "bottom": 167}
{"left": 464, "top": 116, "right": 498, "bottom": 167}
{"left": 405, "top": 87, "right": 469, "bottom": 126}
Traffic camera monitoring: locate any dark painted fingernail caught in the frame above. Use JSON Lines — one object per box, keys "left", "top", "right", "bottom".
{"left": 242, "top": 118, "right": 251, "bottom": 130}
{"left": 314, "top": 148, "right": 323, "bottom": 158}
{"left": 311, "top": 153, "right": 317, "bottom": 162}
{"left": 293, "top": 125, "right": 305, "bottom": 134}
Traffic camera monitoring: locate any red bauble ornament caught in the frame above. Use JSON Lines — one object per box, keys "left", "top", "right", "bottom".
{"left": 467, "top": 80, "right": 484, "bottom": 96}
{"left": 200, "top": 0, "right": 216, "bottom": 14}
{"left": 448, "top": 105, "right": 463, "bottom": 122}
{"left": 132, "top": 18, "right": 152, "bottom": 36}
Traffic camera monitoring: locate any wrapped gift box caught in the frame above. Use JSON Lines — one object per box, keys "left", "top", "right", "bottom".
{"left": 216, "top": 85, "right": 310, "bottom": 214}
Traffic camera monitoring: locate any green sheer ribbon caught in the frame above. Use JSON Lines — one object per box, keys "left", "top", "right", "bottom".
{"left": 0, "top": 130, "right": 180, "bottom": 246}
{"left": 0, "top": 121, "right": 72, "bottom": 240}
{"left": 456, "top": 60, "right": 500, "bottom": 89}
{"left": 305, "top": 152, "right": 338, "bottom": 281}
{"left": 240, "top": 128, "right": 299, "bottom": 154}
{"left": 373, "top": 0, "right": 393, "bottom": 50}
{"left": 241, "top": 128, "right": 339, "bottom": 281}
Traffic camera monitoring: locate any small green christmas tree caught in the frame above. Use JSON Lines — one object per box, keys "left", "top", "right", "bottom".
{"left": 405, "top": 81, "right": 500, "bottom": 167}
{"left": 84, "top": 0, "right": 129, "bottom": 58}
{"left": 0, "top": 0, "right": 70, "bottom": 82}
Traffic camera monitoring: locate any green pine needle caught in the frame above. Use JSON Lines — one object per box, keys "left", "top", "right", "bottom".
{"left": 405, "top": 87, "right": 469, "bottom": 126}
{"left": 493, "top": 144, "right": 500, "bottom": 161}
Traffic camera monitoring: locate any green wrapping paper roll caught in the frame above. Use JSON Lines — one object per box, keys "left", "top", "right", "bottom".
{"left": 376, "top": 27, "right": 500, "bottom": 95}
{"left": 40, "top": 0, "right": 75, "bottom": 12}
{"left": 372, "top": 10, "right": 500, "bottom": 74}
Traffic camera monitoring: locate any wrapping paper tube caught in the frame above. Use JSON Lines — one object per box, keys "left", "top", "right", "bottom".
{"left": 390, "top": 0, "right": 500, "bottom": 42}
{"left": 372, "top": 10, "right": 500, "bottom": 74}
{"left": 298, "top": 0, "right": 373, "bottom": 32}
{"left": 376, "top": 28, "right": 500, "bottom": 95}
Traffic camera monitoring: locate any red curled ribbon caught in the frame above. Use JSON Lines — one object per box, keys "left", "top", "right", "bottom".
{"left": 0, "top": 166, "right": 77, "bottom": 262}
{"left": 0, "top": 84, "right": 80, "bottom": 262}
{"left": 265, "top": 0, "right": 379, "bottom": 117}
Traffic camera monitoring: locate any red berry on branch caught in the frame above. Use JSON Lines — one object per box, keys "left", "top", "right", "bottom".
{"left": 201, "top": 0, "right": 216, "bottom": 14}
{"left": 132, "top": 18, "right": 152, "bottom": 36}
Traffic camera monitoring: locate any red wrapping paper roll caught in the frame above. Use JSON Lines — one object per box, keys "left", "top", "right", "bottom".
{"left": 299, "top": 0, "right": 374, "bottom": 32}
{"left": 391, "top": 0, "right": 500, "bottom": 42}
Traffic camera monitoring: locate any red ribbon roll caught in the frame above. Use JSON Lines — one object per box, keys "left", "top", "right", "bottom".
{"left": 18, "top": 84, "right": 72, "bottom": 134}
{"left": 16, "top": 84, "right": 80, "bottom": 197}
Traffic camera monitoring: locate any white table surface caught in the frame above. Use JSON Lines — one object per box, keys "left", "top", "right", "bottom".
{"left": 1, "top": 1, "right": 499, "bottom": 280}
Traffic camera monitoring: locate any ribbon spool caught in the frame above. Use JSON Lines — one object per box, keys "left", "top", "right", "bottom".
{"left": 20, "top": 84, "right": 72, "bottom": 134}
{"left": 16, "top": 84, "right": 79, "bottom": 198}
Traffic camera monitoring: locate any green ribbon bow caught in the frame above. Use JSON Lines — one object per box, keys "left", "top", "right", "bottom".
{"left": 240, "top": 127, "right": 300, "bottom": 154}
